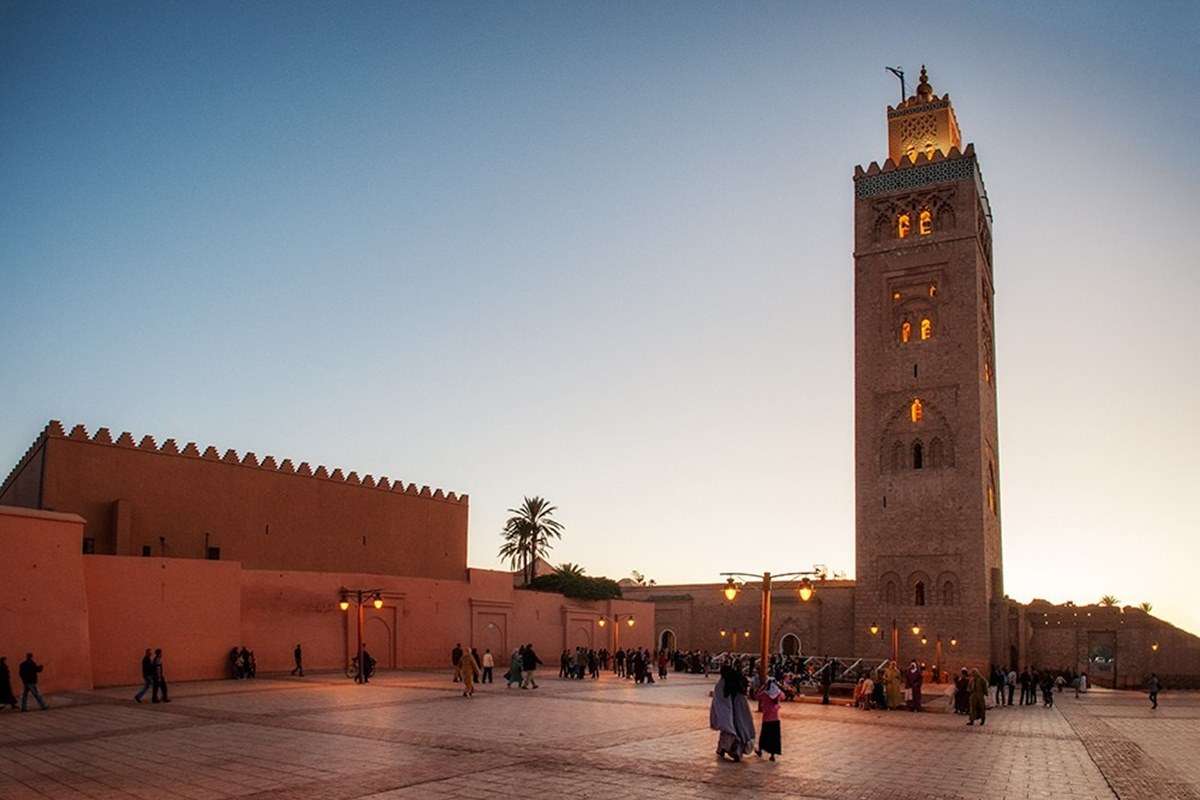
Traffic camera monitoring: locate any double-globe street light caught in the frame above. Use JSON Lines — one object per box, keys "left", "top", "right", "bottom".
{"left": 339, "top": 587, "right": 384, "bottom": 681}
{"left": 720, "top": 568, "right": 825, "bottom": 682}
{"left": 596, "top": 613, "right": 636, "bottom": 655}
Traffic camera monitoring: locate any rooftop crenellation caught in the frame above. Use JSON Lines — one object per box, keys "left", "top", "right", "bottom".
{"left": 1, "top": 420, "right": 467, "bottom": 505}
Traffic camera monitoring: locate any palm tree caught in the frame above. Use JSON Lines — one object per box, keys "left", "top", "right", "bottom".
{"left": 555, "top": 562, "right": 586, "bottom": 579}
{"left": 1099, "top": 595, "right": 1119, "bottom": 607}
{"left": 1139, "top": 602, "right": 1153, "bottom": 614}
{"left": 500, "top": 496, "right": 564, "bottom": 585}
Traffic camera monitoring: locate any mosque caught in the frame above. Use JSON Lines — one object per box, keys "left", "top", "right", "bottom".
{"left": 622, "top": 67, "right": 1200, "bottom": 688}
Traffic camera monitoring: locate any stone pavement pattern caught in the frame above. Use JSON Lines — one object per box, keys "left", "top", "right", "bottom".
{"left": 0, "top": 672, "right": 1197, "bottom": 800}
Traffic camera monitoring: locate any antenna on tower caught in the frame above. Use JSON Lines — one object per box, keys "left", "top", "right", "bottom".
{"left": 885, "top": 66, "right": 906, "bottom": 104}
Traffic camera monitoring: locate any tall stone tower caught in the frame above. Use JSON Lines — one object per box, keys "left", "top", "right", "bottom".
{"left": 852, "top": 67, "right": 1004, "bottom": 672}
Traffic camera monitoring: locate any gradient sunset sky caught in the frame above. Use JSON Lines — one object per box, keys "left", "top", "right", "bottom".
{"left": 2, "top": 2, "right": 1198, "bottom": 634}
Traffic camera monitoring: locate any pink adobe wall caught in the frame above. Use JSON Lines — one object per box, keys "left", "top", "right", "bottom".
{"left": 239, "top": 568, "right": 656, "bottom": 673}
{"left": 0, "top": 506, "right": 93, "bottom": 692}
{"left": 3, "top": 424, "right": 469, "bottom": 580}
{"left": 83, "top": 555, "right": 241, "bottom": 687}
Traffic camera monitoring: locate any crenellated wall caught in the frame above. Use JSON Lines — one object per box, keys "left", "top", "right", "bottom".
{"left": 1, "top": 421, "right": 469, "bottom": 580}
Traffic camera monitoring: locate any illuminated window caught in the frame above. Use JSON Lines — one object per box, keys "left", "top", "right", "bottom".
{"left": 898, "top": 214, "right": 911, "bottom": 239}
{"left": 987, "top": 463, "right": 997, "bottom": 514}
{"left": 919, "top": 209, "right": 933, "bottom": 235}
{"left": 915, "top": 581, "right": 926, "bottom": 607}
{"left": 984, "top": 362, "right": 991, "bottom": 383}
{"left": 892, "top": 291, "right": 902, "bottom": 302}
{"left": 900, "top": 320, "right": 912, "bottom": 343}
{"left": 920, "top": 318, "right": 933, "bottom": 340}
{"left": 928, "top": 283, "right": 937, "bottom": 298}
{"left": 910, "top": 397, "right": 923, "bottom": 423}
{"left": 912, "top": 441, "right": 924, "bottom": 470}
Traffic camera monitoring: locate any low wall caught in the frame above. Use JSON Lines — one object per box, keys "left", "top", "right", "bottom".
{"left": 0, "top": 502, "right": 656, "bottom": 690}
{"left": 83, "top": 555, "right": 241, "bottom": 686}
{"left": 0, "top": 507, "right": 93, "bottom": 692}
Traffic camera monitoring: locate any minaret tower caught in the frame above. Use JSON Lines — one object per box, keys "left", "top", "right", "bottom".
{"left": 851, "top": 67, "right": 1005, "bottom": 671}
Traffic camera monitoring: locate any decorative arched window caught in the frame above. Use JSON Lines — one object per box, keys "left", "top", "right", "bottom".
{"left": 919, "top": 209, "right": 933, "bottom": 236}
{"left": 910, "top": 398, "right": 923, "bottom": 423}
{"left": 885, "top": 581, "right": 897, "bottom": 604}
{"left": 900, "top": 320, "right": 912, "bottom": 343}
{"left": 987, "top": 463, "right": 997, "bottom": 514}
{"left": 891, "top": 441, "right": 906, "bottom": 471}
{"left": 912, "top": 440, "right": 924, "bottom": 470}
{"left": 928, "top": 283, "right": 938, "bottom": 298}
{"left": 898, "top": 214, "right": 911, "bottom": 239}
{"left": 942, "top": 581, "right": 955, "bottom": 606}
{"left": 914, "top": 581, "right": 926, "bottom": 606}
{"left": 920, "top": 318, "right": 933, "bottom": 340}
{"left": 929, "top": 438, "right": 943, "bottom": 469}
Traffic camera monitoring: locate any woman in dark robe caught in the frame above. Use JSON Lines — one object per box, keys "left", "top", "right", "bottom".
{"left": 0, "top": 657, "right": 17, "bottom": 709}
{"left": 710, "top": 663, "right": 756, "bottom": 761}
{"left": 968, "top": 668, "right": 988, "bottom": 725}
{"left": 954, "top": 668, "right": 970, "bottom": 714}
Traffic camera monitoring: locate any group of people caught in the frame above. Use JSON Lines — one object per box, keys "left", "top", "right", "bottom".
{"left": 850, "top": 659, "right": 929, "bottom": 712}
{"left": 450, "top": 643, "right": 496, "bottom": 697}
{"left": 0, "top": 653, "right": 48, "bottom": 712}
{"left": 559, "top": 647, "right": 602, "bottom": 679}
{"left": 134, "top": 648, "right": 170, "bottom": 703}
{"left": 709, "top": 659, "right": 785, "bottom": 762}
{"left": 228, "top": 646, "right": 258, "bottom": 679}
{"left": 503, "top": 644, "right": 543, "bottom": 690}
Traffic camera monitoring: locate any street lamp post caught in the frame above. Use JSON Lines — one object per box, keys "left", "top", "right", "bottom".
{"left": 597, "top": 613, "right": 635, "bottom": 660}
{"left": 720, "top": 567, "right": 825, "bottom": 682}
{"left": 339, "top": 587, "right": 383, "bottom": 682}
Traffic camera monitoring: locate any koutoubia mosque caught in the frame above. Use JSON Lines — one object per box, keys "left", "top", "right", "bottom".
{"left": 625, "top": 67, "right": 1200, "bottom": 687}
{"left": 2, "top": 68, "right": 1198, "bottom": 691}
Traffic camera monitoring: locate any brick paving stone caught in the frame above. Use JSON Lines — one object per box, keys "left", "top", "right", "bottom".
{"left": 2, "top": 672, "right": 1196, "bottom": 799}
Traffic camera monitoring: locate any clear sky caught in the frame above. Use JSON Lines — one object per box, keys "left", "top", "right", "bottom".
{"left": 2, "top": 2, "right": 1198, "bottom": 634}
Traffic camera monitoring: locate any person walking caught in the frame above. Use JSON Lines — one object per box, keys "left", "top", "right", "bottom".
{"left": 357, "top": 647, "right": 372, "bottom": 686}
{"left": 291, "top": 644, "right": 304, "bottom": 677}
{"left": 520, "top": 643, "right": 542, "bottom": 689}
{"left": 19, "top": 653, "right": 48, "bottom": 711}
{"left": 754, "top": 678, "right": 784, "bottom": 761}
{"left": 711, "top": 663, "right": 755, "bottom": 762}
{"left": 967, "top": 668, "right": 988, "bottom": 726}
{"left": 0, "top": 657, "right": 18, "bottom": 710}
{"left": 481, "top": 649, "right": 494, "bottom": 683}
{"left": 1147, "top": 673, "right": 1161, "bottom": 710}
{"left": 1075, "top": 672, "right": 1088, "bottom": 699}
{"left": 134, "top": 649, "right": 154, "bottom": 702}
{"left": 505, "top": 648, "right": 523, "bottom": 688}
{"left": 151, "top": 649, "right": 169, "bottom": 703}
{"left": 906, "top": 660, "right": 923, "bottom": 712}
{"left": 451, "top": 643, "right": 463, "bottom": 682}
{"left": 459, "top": 648, "right": 480, "bottom": 698}
{"left": 820, "top": 657, "right": 834, "bottom": 705}
{"left": 1006, "top": 667, "right": 1017, "bottom": 706}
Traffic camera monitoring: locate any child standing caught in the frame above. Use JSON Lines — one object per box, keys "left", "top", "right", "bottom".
{"left": 754, "top": 678, "right": 784, "bottom": 761}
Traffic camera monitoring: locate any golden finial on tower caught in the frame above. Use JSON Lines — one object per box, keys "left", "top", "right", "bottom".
{"left": 916, "top": 65, "right": 933, "bottom": 101}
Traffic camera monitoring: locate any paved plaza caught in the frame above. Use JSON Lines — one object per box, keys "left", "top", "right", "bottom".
{"left": 1, "top": 671, "right": 1197, "bottom": 800}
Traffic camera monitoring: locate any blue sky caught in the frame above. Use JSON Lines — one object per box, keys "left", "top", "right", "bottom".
{"left": 2, "top": 2, "right": 1198, "bottom": 634}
